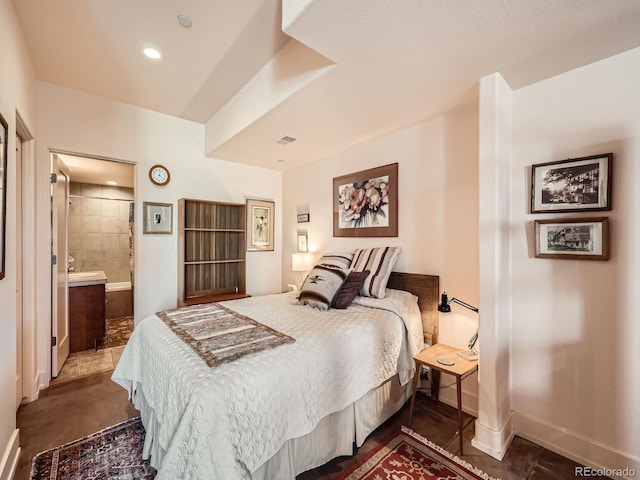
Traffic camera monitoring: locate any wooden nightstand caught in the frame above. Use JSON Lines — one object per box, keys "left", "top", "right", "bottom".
{"left": 408, "top": 343, "right": 478, "bottom": 455}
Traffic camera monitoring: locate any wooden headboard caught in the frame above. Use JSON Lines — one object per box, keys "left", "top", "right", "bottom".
{"left": 387, "top": 272, "right": 439, "bottom": 345}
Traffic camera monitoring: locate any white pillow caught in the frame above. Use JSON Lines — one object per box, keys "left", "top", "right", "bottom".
{"left": 351, "top": 246, "right": 401, "bottom": 298}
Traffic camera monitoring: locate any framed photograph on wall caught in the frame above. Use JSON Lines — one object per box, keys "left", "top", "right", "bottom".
{"left": 535, "top": 217, "right": 609, "bottom": 260}
{"left": 247, "top": 198, "right": 274, "bottom": 251}
{"left": 333, "top": 162, "right": 398, "bottom": 237}
{"left": 0, "top": 113, "right": 7, "bottom": 280}
{"left": 531, "top": 153, "right": 612, "bottom": 213}
{"left": 143, "top": 202, "right": 173, "bottom": 234}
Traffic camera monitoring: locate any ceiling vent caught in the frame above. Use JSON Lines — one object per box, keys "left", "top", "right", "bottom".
{"left": 274, "top": 135, "right": 297, "bottom": 145}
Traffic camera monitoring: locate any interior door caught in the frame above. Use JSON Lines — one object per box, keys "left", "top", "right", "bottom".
{"left": 15, "top": 134, "right": 23, "bottom": 408}
{"left": 51, "top": 154, "right": 70, "bottom": 377}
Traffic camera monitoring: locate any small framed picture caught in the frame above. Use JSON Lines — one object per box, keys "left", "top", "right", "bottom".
{"left": 531, "top": 153, "right": 612, "bottom": 213}
{"left": 297, "top": 234, "right": 308, "bottom": 252}
{"left": 143, "top": 202, "right": 173, "bottom": 234}
{"left": 247, "top": 198, "right": 275, "bottom": 251}
{"left": 297, "top": 213, "right": 310, "bottom": 223}
{"left": 535, "top": 217, "right": 609, "bottom": 261}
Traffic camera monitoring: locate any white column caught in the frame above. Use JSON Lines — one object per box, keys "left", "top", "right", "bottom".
{"left": 472, "top": 72, "right": 514, "bottom": 460}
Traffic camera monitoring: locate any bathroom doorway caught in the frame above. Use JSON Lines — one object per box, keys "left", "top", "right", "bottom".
{"left": 51, "top": 152, "right": 135, "bottom": 382}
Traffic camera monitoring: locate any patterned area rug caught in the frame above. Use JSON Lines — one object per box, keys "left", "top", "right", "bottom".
{"left": 30, "top": 417, "right": 156, "bottom": 480}
{"left": 339, "top": 426, "right": 500, "bottom": 480}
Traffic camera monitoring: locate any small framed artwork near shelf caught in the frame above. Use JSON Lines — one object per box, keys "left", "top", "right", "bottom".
{"left": 143, "top": 202, "right": 173, "bottom": 234}
{"left": 297, "top": 213, "right": 310, "bottom": 223}
{"left": 297, "top": 234, "right": 308, "bottom": 252}
{"left": 247, "top": 198, "right": 275, "bottom": 251}
{"left": 531, "top": 153, "right": 612, "bottom": 213}
{"left": 535, "top": 217, "right": 609, "bottom": 261}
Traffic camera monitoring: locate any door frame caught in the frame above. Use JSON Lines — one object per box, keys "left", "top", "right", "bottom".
{"left": 51, "top": 154, "right": 70, "bottom": 377}
{"left": 16, "top": 132, "right": 23, "bottom": 409}
{"left": 45, "top": 149, "right": 136, "bottom": 384}
{"left": 16, "top": 113, "right": 37, "bottom": 403}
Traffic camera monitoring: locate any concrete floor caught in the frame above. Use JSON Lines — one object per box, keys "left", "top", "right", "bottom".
{"left": 15, "top": 373, "right": 607, "bottom": 480}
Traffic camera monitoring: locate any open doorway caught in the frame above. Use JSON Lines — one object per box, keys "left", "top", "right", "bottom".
{"left": 50, "top": 152, "right": 135, "bottom": 382}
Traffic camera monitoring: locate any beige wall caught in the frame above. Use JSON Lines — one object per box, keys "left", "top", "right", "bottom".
{"left": 510, "top": 47, "right": 640, "bottom": 471}
{"left": 282, "top": 101, "right": 481, "bottom": 408}
{"left": 0, "top": 1, "right": 37, "bottom": 479}
{"left": 68, "top": 183, "right": 134, "bottom": 283}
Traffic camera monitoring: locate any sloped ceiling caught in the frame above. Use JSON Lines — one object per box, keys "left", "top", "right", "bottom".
{"left": 13, "top": 0, "right": 640, "bottom": 171}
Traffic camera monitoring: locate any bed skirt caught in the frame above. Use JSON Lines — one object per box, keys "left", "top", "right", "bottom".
{"left": 132, "top": 374, "right": 411, "bottom": 479}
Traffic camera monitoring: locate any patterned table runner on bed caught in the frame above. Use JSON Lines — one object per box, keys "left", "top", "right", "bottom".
{"left": 157, "top": 302, "right": 295, "bottom": 367}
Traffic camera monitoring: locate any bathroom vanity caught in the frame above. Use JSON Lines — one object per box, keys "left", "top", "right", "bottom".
{"left": 68, "top": 271, "right": 107, "bottom": 352}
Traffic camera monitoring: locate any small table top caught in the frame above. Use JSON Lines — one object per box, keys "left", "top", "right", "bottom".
{"left": 414, "top": 343, "right": 478, "bottom": 377}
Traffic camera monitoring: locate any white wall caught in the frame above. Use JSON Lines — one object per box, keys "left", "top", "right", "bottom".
{"left": 35, "top": 82, "right": 283, "bottom": 386}
{"left": 0, "top": 1, "right": 37, "bottom": 478}
{"left": 511, "top": 47, "right": 640, "bottom": 472}
{"left": 282, "top": 102, "right": 480, "bottom": 407}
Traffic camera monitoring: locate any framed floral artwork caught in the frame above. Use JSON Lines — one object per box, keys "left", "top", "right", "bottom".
{"left": 333, "top": 163, "right": 398, "bottom": 237}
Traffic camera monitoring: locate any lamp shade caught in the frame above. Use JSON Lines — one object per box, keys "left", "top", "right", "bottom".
{"left": 292, "top": 253, "right": 314, "bottom": 272}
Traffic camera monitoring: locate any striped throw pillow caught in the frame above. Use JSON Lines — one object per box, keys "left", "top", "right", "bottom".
{"left": 351, "top": 247, "right": 401, "bottom": 298}
{"left": 317, "top": 253, "right": 353, "bottom": 269}
{"left": 298, "top": 264, "right": 351, "bottom": 311}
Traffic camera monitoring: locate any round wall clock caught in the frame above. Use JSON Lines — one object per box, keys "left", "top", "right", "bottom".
{"left": 149, "top": 164, "right": 170, "bottom": 186}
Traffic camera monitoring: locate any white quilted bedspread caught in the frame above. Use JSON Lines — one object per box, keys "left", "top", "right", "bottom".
{"left": 112, "top": 289, "right": 424, "bottom": 480}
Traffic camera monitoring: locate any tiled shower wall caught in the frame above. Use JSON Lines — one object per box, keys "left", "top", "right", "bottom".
{"left": 68, "top": 183, "right": 134, "bottom": 284}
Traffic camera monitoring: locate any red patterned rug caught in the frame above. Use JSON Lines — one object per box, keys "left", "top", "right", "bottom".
{"left": 30, "top": 417, "right": 156, "bottom": 480}
{"left": 339, "top": 426, "right": 500, "bottom": 480}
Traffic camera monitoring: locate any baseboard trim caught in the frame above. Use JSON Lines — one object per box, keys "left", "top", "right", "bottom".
{"left": 0, "top": 429, "right": 20, "bottom": 480}
{"left": 28, "top": 371, "right": 42, "bottom": 402}
{"left": 513, "top": 412, "right": 640, "bottom": 479}
{"left": 471, "top": 412, "right": 514, "bottom": 461}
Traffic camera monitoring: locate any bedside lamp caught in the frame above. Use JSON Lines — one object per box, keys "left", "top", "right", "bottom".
{"left": 291, "top": 253, "right": 314, "bottom": 289}
{"left": 438, "top": 292, "right": 479, "bottom": 361}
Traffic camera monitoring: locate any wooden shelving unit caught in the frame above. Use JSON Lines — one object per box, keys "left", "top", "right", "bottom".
{"left": 178, "top": 199, "right": 248, "bottom": 306}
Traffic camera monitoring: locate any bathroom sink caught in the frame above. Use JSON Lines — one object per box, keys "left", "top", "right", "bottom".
{"left": 69, "top": 272, "right": 98, "bottom": 279}
{"left": 68, "top": 271, "right": 107, "bottom": 285}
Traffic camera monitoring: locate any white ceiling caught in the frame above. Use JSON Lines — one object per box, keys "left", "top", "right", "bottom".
{"left": 13, "top": 0, "right": 640, "bottom": 173}
{"left": 57, "top": 154, "right": 134, "bottom": 189}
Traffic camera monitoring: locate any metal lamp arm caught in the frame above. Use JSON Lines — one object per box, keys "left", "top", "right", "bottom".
{"left": 448, "top": 297, "right": 479, "bottom": 313}
{"left": 438, "top": 292, "right": 479, "bottom": 355}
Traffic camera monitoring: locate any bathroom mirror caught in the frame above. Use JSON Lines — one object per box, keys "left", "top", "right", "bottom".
{"left": 0, "top": 112, "right": 7, "bottom": 280}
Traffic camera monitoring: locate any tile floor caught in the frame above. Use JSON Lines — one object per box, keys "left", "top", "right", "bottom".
{"left": 50, "top": 316, "right": 133, "bottom": 385}
{"left": 50, "top": 347, "right": 125, "bottom": 384}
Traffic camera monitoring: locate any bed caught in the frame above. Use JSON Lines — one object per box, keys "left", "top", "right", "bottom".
{"left": 112, "top": 271, "right": 439, "bottom": 479}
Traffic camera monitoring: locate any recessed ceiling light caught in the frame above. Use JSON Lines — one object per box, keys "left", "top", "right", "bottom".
{"left": 143, "top": 47, "right": 162, "bottom": 60}
{"left": 177, "top": 15, "right": 192, "bottom": 28}
{"left": 106, "top": 180, "right": 118, "bottom": 186}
